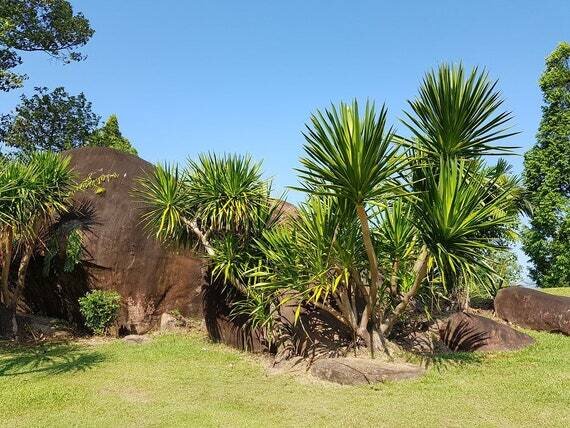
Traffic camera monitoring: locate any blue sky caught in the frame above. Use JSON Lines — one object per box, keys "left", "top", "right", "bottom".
{"left": 1, "top": 0, "right": 569, "bottom": 280}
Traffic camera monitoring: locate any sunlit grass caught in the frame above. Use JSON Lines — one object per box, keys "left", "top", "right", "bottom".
{"left": 1, "top": 327, "right": 569, "bottom": 428}
{"left": 542, "top": 287, "right": 570, "bottom": 297}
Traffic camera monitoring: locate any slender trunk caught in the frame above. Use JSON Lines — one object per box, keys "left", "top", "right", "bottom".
{"left": 181, "top": 217, "right": 249, "bottom": 295}
{"left": 381, "top": 245, "right": 429, "bottom": 336}
{"left": 355, "top": 204, "right": 386, "bottom": 358}
{"left": 389, "top": 258, "right": 400, "bottom": 297}
{"left": 7, "top": 243, "right": 34, "bottom": 338}
{"left": 1, "top": 228, "right": 13, "bottom": 305}
{"left": 181, "top": 218, "right": 215, "bottom": 256}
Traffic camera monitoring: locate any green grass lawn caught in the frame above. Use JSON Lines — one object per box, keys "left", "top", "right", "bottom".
{"left": 1, "top": 326, "right": 569, "bottom": 428}
{"left": 543, "top": 287, "right": 570, "bottom": 297}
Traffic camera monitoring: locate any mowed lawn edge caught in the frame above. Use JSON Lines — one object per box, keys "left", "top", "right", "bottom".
{"left": 1, "top": 306, "right": 569, "bottom": 427}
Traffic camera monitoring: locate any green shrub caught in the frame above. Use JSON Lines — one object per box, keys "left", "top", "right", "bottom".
{"left": 78, "top": 290, "right": 121, "bottom": 335}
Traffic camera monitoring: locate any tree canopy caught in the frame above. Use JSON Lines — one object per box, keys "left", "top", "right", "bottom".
{"left": 522, "top": 42, "right": 570, "bottom": 288}
{"left": 0, "top": 86, "right": 100, "bottom": 155}
{"left": 0, "top": 0, "right": 94, "bottom": 91}
{"left": 88, "top": 115, "right": 138, "bottom": 155}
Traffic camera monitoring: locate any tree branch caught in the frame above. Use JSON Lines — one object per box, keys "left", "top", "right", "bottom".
{"left": 381, "top": 245, "right": 429, "bottom": 336}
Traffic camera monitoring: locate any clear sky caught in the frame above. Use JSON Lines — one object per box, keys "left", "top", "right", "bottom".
{"left": 1, "top": 0, "right": 569, "bottom": 281}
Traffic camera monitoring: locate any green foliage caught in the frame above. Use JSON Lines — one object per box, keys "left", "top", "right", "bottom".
{"left": 77, "top": 172, "right": 118, "bottom": 195}
{"left": 0, "top": 151, "right": 77, "bottom": 328}
{"left": 136, "top": 153, "right": 283, "bottom": 338}
{"left": 41, "top": 228, "right": 84, "bottom": 275}
{"left": 63, "top": 228, "right": 82, "bottom": 273}
{"left": 412, "top": 158, "right": 517, "bottom": 287}
{"left": 522, "top": 42, "right": 570, "bottom": 288}
{"left": 402, "top": 63, "right": 516, "bottom": 159}
{"left": 186, "top": 153, "right": 270, "bottom": 234}
{"left": 87, "top": 115, "right": 137, "bottom": 155}
{"left": 135, "top": 162, "right": 192, "bottom": 242}
{"left": 137, "top": 64, "right": 522, "bottom": 348}
{"left": 0, "top": 0, "right": 93, "bottom": 91}
{"left": 0, "top": 87, "right": 100, "bottom": 156}
{"left": 297, "top": 100, "right": 403, "bottom": 203}
{"left": 78, "top": 290, "right": 121, "bottom": 335}
{"left": 476, "top": 249, "right": 522, "bottom": 298}
{"left": 0, "top": 151, "right": 76, "bottom": 238}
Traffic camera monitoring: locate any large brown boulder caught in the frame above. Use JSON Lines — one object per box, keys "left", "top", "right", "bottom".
{"left": 22, "top": 147, "right": 295, "bottom": 351}
{"left": 25, "top": 147, "right": 204, "bottom": 334}
{"left": 439, "top": 312, "right": 534, "bottom": 352}
{"left": 495, "top": 287, "right": 570, "bottom": 335}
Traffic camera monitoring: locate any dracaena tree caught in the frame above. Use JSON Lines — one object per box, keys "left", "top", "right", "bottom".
{"left": 0, "top": 151, "right": 76, "bottom": 337}
{"left": 294, "top": 100, "right": 405, "bottom": 356}
{"left": 135, "top": 153, "right": 283, "bottom": 301}
{"left": 138, "top": 64, "right": 521, "bottom": 359}
{"left": 260, "top": 65, "right": 518, "bottom": 356}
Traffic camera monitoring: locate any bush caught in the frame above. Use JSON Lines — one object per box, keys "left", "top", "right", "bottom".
{"left": 78, "top": 290, "right": 121, "bottom": 335}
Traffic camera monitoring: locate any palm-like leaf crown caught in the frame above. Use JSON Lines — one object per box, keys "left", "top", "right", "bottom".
{"left": 297, "top": 100, "right": 404, "bottom": 203}
{"left": 402, "top": 64, "right": 516, "bottom": 159}
{"left": 135, "top": 153, "right": 272, "bottom": 242}
{"left": 413, "top": 158, "right": 517, "bottom": 285}
{"left": 0, "top": 152, "right": 75, "bottom": 240}
{"left": 186, "top": 153, "right": 270, "bottom": 234}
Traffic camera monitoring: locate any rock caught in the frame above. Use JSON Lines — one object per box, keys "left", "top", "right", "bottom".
{"left": 439, "top": 312, "right": 534, "bottom": 352}
{"left": 495, "top": 287, "right": 570, "bottom": 335}
{"left": 123, "top": 334, "right": 150, "bottom": 344}
{"left": 24, "top": 147, "right": 204, "bottom": 334}
{"left": 310, "top": 357, "right": 424, "bottom": 385}
{"left": 160, "top": 313, "right": 181, "bottom": 331}
{"left": 15, "top": 313, "right": 75, "bottom": 340}
{"left": 21, "top": 147, "right": 282, "bottom": 352}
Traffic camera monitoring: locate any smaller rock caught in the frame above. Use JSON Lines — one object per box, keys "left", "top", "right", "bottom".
{"left": 123, "top": 334, "right": 150, "bottom": 344}
{"left": 160, "top": 312, "right": 181, "bottom": 331}
{"left": 439, "top": 312, "right": 534, "bottom": 352}
{"left": 495, "top": 287, "right": 570, "bottom": 335}
{"left": 310, "top": 357, "right": 424, "bottom": 385}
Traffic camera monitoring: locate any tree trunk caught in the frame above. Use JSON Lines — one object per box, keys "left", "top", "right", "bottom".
{"left": 0, "top": 302, "right": 15, "bottom": 339}
{"left": 389, "top": 258, "right": 400, "bottom": 298}
{"left": 381, "top": 245, "right": 429, "bottom": 336}
{"left": 356, "top": 327, "right": 384, "bottom": 352}
{"left": 4, "top": 243, "right": 34, "bottom": 339}
{"left": 355, "top": 204, "right": 379, "bottom": 358}
{"left": 1, "top": 228, "right": 13, "bottom": 305}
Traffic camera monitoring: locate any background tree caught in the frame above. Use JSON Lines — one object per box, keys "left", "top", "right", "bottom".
{"left": 0, "top": 0, "right": 94, "bottom": 92}
{"left": 0, "top": 86, "right": 100, "bottom": 156}
{"left": 522, "top": 42, "right": 570, "bottom": 288}
{"left": 87, "top": 114, "right": 138, "bottom": 155}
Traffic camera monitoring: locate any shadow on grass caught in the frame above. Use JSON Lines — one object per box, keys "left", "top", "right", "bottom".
{"left": 423, "top": 351, "right": 484, "bottom": 372}
{"left": 402, "top": 347, "right": 485, "bottom": 373}
{"left": 0, "top": 340, "right": 105, "bottom": 377}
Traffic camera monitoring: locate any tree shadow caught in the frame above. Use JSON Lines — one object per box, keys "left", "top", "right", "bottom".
{"left": 0, "top": 340, "right": 105, "bottom": 377}
{"left": 423, "top": 350, "right": 485, "bottom": 372}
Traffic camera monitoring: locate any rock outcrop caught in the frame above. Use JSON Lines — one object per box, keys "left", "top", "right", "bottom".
{"left": 24, "top": 147, "right": 204, "bottom": 334}
{"left": 310, "top": 357, "right": 424, "bottom": 385}
{"left": 495, "top": 287, "right": 570, "bottom": 335}
{"left": 439, "top": 312, "right": 534, "bottom": 352}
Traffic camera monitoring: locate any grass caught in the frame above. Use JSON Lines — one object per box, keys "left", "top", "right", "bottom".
{"left": 543, "top": 287, "right": 570, "bottom": 297}
{"left": 1, "top": 326, "right": 569, "bottom": 428}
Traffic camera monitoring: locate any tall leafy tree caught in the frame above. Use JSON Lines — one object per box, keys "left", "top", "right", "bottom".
{"left": 523, "top": 42, "right": 570, "bottom": 288}
{"left": 0, "top": 0, "right": 94, "bottom": 91}
{"left": 88, "top": 115, "right": 138, "bottom": 155}
{"left": 0, "top": 86, "right": 100, "bottom": 156}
